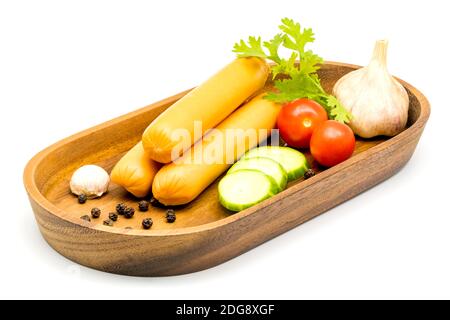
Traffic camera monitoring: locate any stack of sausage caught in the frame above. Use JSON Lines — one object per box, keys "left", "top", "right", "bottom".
{"left": 111, "top": 58, "right": 280, "bottom": 205}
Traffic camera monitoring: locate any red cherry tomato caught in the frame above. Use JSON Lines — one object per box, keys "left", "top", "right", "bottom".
{"left": 277, "top": 99, "right": 328, "bottom": 148}
{"left": 310, "top": 120, "right": 356, "bottom": 167}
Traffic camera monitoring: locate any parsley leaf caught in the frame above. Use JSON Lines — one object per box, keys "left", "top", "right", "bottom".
{"left": 300, "top": 50, "right": 323, "bottom": 75}
{"left": 279, "top": 18, "right": 315, "bottom": 55}
{"left": 263, "top": 33, "right": 284, "bottom": 64}
{"left": 271, "top": 52, "right": 298, "bottom": 80}
{"left": 233, "top": 18, "right": 352, "bottom": 123}
{"left": 326, "top": 95, "right": 353, "bottom": 123}
{"left": 265, "top": 73, "right": 352, "bottom": 122}
{"left": 233, "top": 36, "right": 267, "bottom": 59}
{"left": 265, "top": 73, "right": 321, "bottom": 103}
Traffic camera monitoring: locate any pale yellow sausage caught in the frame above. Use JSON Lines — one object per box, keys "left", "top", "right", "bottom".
{"left": 110, "top": 142, "right": 161, "bottom": 198}
{"left": 152, "top": 94, "right": 281, "bottom": 205}
{"left": 142, "top": 58, "right": 269, "bottom": 163}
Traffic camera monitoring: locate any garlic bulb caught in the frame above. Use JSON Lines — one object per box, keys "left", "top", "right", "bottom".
{"left": 333, "top": 40, "right": 409, "bottom": 138}
{"left": 70, "top": 165, "right": 110, "bottom": 198}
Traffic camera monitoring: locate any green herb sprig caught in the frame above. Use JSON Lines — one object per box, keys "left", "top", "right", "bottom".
{"left": 233, "top": 18, "right": 352, "bottom": 123}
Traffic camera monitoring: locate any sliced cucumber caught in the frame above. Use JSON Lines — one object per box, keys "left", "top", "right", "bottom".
{"left": 218, "top": 170, "right": 278, "bottom": 212}
{"left": 243, "top": 146, "right": 309, "bottom": 181}
{"left": 228, "top": 157, "right": 287, "bottom": 192}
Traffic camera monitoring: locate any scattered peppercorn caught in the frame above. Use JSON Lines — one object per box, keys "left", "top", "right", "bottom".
{"left": 80, "top": 215, "right": 91, "bottom": 222}
{"left": 124, "top": 207, "right": 135, "bottom": 219}
{"left": 138, "top": 200, "right": 150, "bottom": 212}
{"left": 78, "top": 194, "right": 87, "bottom": 204}
{"left": 304, "top": 169, "right": 316, "bottom": 180}
{"left": 166, "top": 209, "right": 176, "bottom": 223}
{"left": 150, "top": 196, "right": 165, "bottom": 208}
{"left": 116, "top": 203, "right": 127, "bottom": 215}
{"left": 91, "top": 207, "right": 101, "bottom": 219}
{"left": 103, "top": 219, "right": 114, "bottom": 227}
{"left": 142, "top": 218, "right": 153, "bottom": 229}
{"left": 109, "top": 212, "right": 118, "bottom": 222}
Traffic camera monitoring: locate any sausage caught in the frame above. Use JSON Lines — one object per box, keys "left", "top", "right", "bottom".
{"left": 110, "top": 142, "right": 161, "bottom": 198}
{"left": 152, "top": 94, "right": 281, "bottom": 205}
{"left": 142, "top": 58, "right": 269, "bottom": 163}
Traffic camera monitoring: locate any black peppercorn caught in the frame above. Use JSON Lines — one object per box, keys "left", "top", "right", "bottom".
{"left": 166, "top": 209, "right": 176, "bottom": 223}
{"left": 78, "top": 194, "right": 87, "bottom": 204}
{"left": 124, "top": 207, "right": 135, "bottom": 219}
{"left": 80, "top": 215, "right": 91, "bottom": 222}
{"left": 109, "top": 212, "right": 118, "bottom": 222}
{"left": 150, "top": 196, "right": 164, "bottom": 208}
{"left": 103, "top": 219, "right": 114, "bottom": 227}
{"left": 116, "top": 203, "right": 127, "bottom": 215}
{"left": 304, "top": 169, "right": 316, "bottom": 180}
{"left": 142, "top": 218, "right": 153, "bottom": 229}
{"left": 138, "top": 200, "right": 150, "bottom": 212}
{"left": 91, "top": 207, "right": 101, "bottom": 219}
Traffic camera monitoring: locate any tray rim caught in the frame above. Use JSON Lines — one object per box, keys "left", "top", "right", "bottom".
{"left": 23, "top": 61, "right": 431, "bottom": 238}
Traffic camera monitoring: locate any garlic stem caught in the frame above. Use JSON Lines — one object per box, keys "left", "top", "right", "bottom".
{"left": 369, "top": 40, "right": 388, "bottom": 69}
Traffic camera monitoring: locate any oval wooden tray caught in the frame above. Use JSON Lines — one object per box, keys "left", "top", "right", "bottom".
{"left": 23, "top": 62, "right": 430, "bottom": 276}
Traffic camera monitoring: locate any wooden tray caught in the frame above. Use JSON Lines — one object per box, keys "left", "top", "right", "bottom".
{"left": 23, "top": 62, "right": 430, "bottom": 276}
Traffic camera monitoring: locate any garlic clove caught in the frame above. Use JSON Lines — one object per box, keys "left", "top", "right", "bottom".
{"left": 332, "top": 40, "right": 409, "bottom": 138}
{"left": 70, "top": 165, "right": 110, "bottom": 198}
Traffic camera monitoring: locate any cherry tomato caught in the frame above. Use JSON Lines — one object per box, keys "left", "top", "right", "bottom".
{"left": 277, "top": 99, "right": 328, "bottom": 148}
{"left": 310, "top": 120, "right": 356, "bottom": 167}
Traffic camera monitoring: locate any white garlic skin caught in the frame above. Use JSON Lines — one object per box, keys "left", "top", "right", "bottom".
{"left": 70, "top": 165, "right": 110, "bottom": 198}
{"left": 333, "top": 40, "right": 409, "bottom": 138}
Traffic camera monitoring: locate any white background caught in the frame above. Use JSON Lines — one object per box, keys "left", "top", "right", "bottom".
{"left": 0, "top": 0, "right": 448, "bottom": 300}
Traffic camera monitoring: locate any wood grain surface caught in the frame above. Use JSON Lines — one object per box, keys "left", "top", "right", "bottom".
{"left": 23, "top": 62, "right": 430, "bottom": 276}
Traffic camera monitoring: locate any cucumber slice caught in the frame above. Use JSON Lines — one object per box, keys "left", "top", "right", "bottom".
{"left": 228, "top": 157, "right": 287, "bottom": 192}
{"left": 218, "top": 170, "right": 278, "bottom": 212}
{"left": 243, "top": 146, "right": 309, "bottom": 181}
